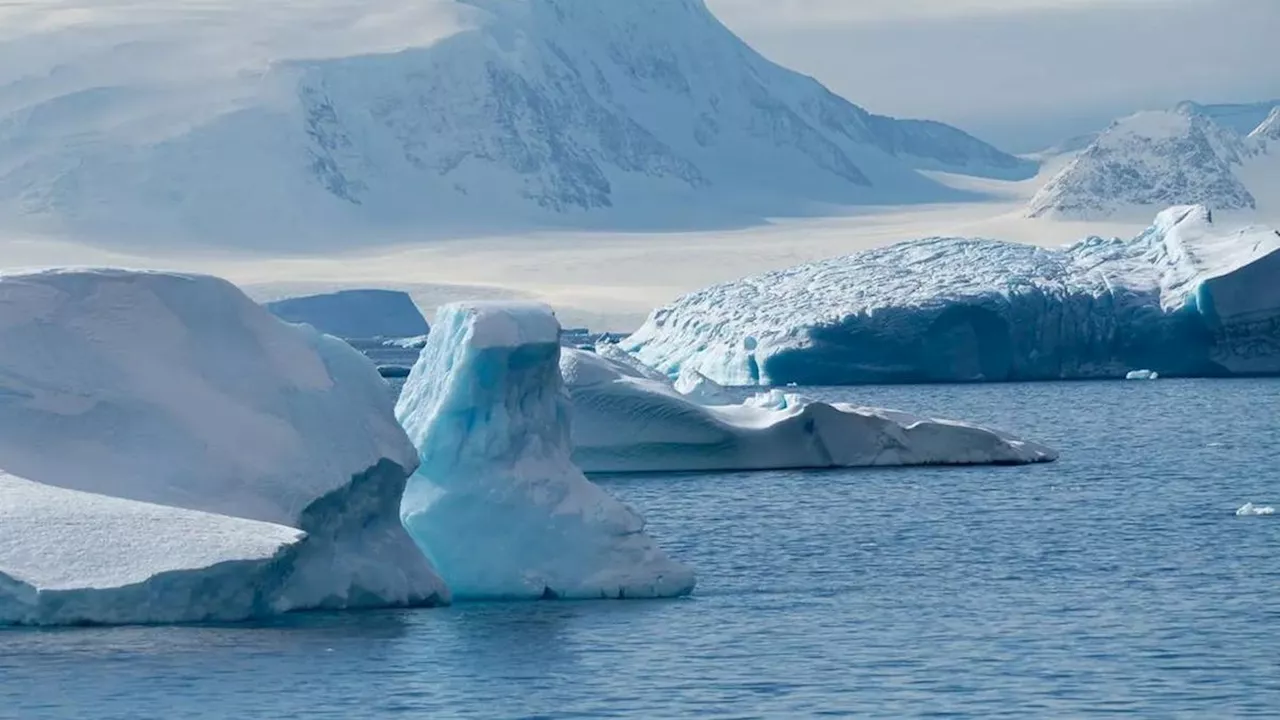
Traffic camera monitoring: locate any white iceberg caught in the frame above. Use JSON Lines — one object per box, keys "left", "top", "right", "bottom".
{"left": 0, "top": 269, "right": 446, "bottom": 626}
{"left": 1125, "top": 369, "right": 1160, "bottom": 380}
{"left": 561, "top": 348, "right": 1057, "bottom": 473}
{"left": 383, "top": 335, "right": 430, "bottom": 350}
{"left": 0, "top": 471, "right": 302, "bottom": 626}
{"left": 265, "top": 289, "right": 429, "bottom": 339}
{"left": 627, "top": 206, "right": 1280, "bottom": 385}
{"left": 395, "top": 302, "right": 695, "bottom": 601}
{"left": 1236, "top": 503, "right": 1276, "bottom": 517}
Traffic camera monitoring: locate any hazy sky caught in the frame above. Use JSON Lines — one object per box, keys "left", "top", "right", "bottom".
{"left": 706, "top": 0, "right": 1280, "bottom": 151}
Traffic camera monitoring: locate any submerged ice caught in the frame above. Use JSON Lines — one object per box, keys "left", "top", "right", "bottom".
{"left": 0, "top": 270, "right": 446, "bottom": 626}
{"left": 395, "top": 302, "right": 695, "bottom": 601}
{"left": 627, "top": 206, "right": 1280, "bottom": 385}
{"left": 562, "top": 347, "right": 1056, "bottom": 473}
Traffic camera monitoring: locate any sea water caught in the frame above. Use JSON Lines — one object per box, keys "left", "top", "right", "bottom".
{"left": 3, "top": 379, "right": 1278, "bottom": 718}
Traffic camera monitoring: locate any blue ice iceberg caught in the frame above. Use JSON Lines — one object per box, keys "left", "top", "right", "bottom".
{"left": 626, "top": 206, "right": 1280, "bottom": 385}
{"left": 0, "top": 270, "right": 446, "bottom": 626}
{"left": 395, "top": 302, "right": 695, "bottom": 600}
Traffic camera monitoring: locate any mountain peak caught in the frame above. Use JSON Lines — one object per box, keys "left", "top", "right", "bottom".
{"left": 1027, "top": 108, "right": 1256, "bottom": 220}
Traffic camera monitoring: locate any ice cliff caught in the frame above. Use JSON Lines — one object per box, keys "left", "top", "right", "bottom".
{"left": 626, "top": 206, "right": 1280, "bottom": 385}
{"left": 0, "top": 270, "right": 446, "bottom": 625}
{"left": 395, "top": 302, "right": 695, "bottom": 600}
{"left": 561, "top": 347, "right": 1056, "bottom": 472}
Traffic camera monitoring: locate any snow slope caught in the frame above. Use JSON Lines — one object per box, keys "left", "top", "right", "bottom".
{"left": 396, "top": 302, "right": 695, "bottom": 600}
{"left": 1182, "top": 100, "right": 1280, "bottom": 137}
{"left": 561, "top": 348, "right": 1055, "bottom": 473}
{"left": 265, "top": 289, "right": 430, "bottom": 339}
{"left": 0, "top": 269, "right": 446, "bottom": 625}
{"left": 1250, "top": 107, "right": 1280, "bottom": 143}
{"left": 626, "top": 206, "right": 1280, "bottom": 386}
{"left": 0, "top": 0, "right": 1032, "bottom": 247}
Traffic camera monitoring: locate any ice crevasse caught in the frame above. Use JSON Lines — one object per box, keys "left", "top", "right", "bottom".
{"left": 626, "top": 206, "right": 1280, "bottom": 385}
{"left": 395, "top": 302, "right": 696, "bottom": 601}
{"left": 561, "top": 345, "right": 1056, "bottom": 473}
{"left": 0, "top": 270, "right": 447, "bottom": 626}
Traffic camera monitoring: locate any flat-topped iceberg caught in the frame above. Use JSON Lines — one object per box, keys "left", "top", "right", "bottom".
{"left": 562, "top": 348, "right": 1056, "bottom": 473}
{"left": 1, "top": 471, "right": 303, "bottom": 626}
{"left": 626, "top": 206, "right": 1280, "bottom": 385}
{"left": 265, "top": 289, "right": 429, "bottom": 339}
{"left": 0, "top": 270, "right": 446, "bottom": 626}
{"left": 396, "top": 302, "right": 695, "bottom": 601}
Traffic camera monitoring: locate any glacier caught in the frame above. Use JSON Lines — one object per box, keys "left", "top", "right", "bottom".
{"left": 626, "top": 206, "right": 1280, "bottom": 386}
{"left": 562, "top": 347, "right": 1056, "bottom": 473}
{"left": 395, "top": 302, "right": 695, "bottom": 600}
{"left": 265, "top": 289, "right": 430, "bottom": 339}
{"left": 0, "top": 269, "right": 447, "bottom": 625}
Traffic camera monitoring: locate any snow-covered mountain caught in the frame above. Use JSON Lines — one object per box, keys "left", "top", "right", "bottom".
{"left": 1180, "top": 99, "right": 1280, "bottom": 136}
{"left": 1250, "top": 106, "right": 1280, "bottom": 143}
{"left": 0, "top": 0, "right": 1032, "bottom": 248}
{"left": 1028, "top": 104, "right": 1279, "bottom": 220}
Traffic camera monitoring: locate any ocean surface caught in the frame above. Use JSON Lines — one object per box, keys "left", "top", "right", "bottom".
{"left": 4, "top": 379, "right": 1279, "bottom": 718}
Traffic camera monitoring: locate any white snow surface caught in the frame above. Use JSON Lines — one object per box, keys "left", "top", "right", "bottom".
{"left": 396, "top": 302, "right": 695, "bottom": 600}
{"left": 265, "top": 289, "right": 430, "bottom": 339}
{"left": 561, "top": 348, "right": 1055, "bottom": 473}
{"left": 0, "top": 269, "right": 446, "bottom": 625}
{"left": 0, "top": 471, "right": 304, "bottom": 625}
{"left": 0, "top": 0, "right": 1033, "bottom": 247}
{"left": 1029, "top": 105, "right": 1280, "bottom": 220}
{"left": 626, "top": 206, "right": 1280, "bottom": 386}
{"left": 0, "top": 471, "right": 300, "bottom": 591}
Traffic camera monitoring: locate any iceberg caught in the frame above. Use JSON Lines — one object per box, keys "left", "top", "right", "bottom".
{"left": 561, "top": 347, "right": 1056, "bottom": 473}
{"left": 627, "top": 206, "right": 1280, "bottom": 385}
{"left": 1235, "top": 503, "right": 1276, "bottom": 517}
{"left": 265, "top": 289, "right": 429, "bottom": 339}
{"left": 395, "top": 302, "right": 695, "bottom": 601}
{"left": 1125, "top": 369, "right": 1160, "bottom": 380}
{"left": 0, "top": 270, "right": 446, "bottom": 626}
{"left": 383, "top": 335, "right": 430, "bottom": 350}
{"left": 0, "top": 471, "right": 302, "bottom": 626}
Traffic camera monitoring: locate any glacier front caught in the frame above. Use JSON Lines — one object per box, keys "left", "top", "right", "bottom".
{"left": 562, "top": 347, "right": 1055, "bottom": 473}
{"left": 396, "top": 302, "right": 695, "bottom": 601}
{"left": 626, "top": 206, "right": 1280, "bottom": 385}
{"left": 0, "top": 269, "right": 447, "bottom": 625}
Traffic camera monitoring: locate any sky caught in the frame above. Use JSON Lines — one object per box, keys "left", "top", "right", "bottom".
{"left": 706, "top": 0, "right": 1280, "bottom": 151}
